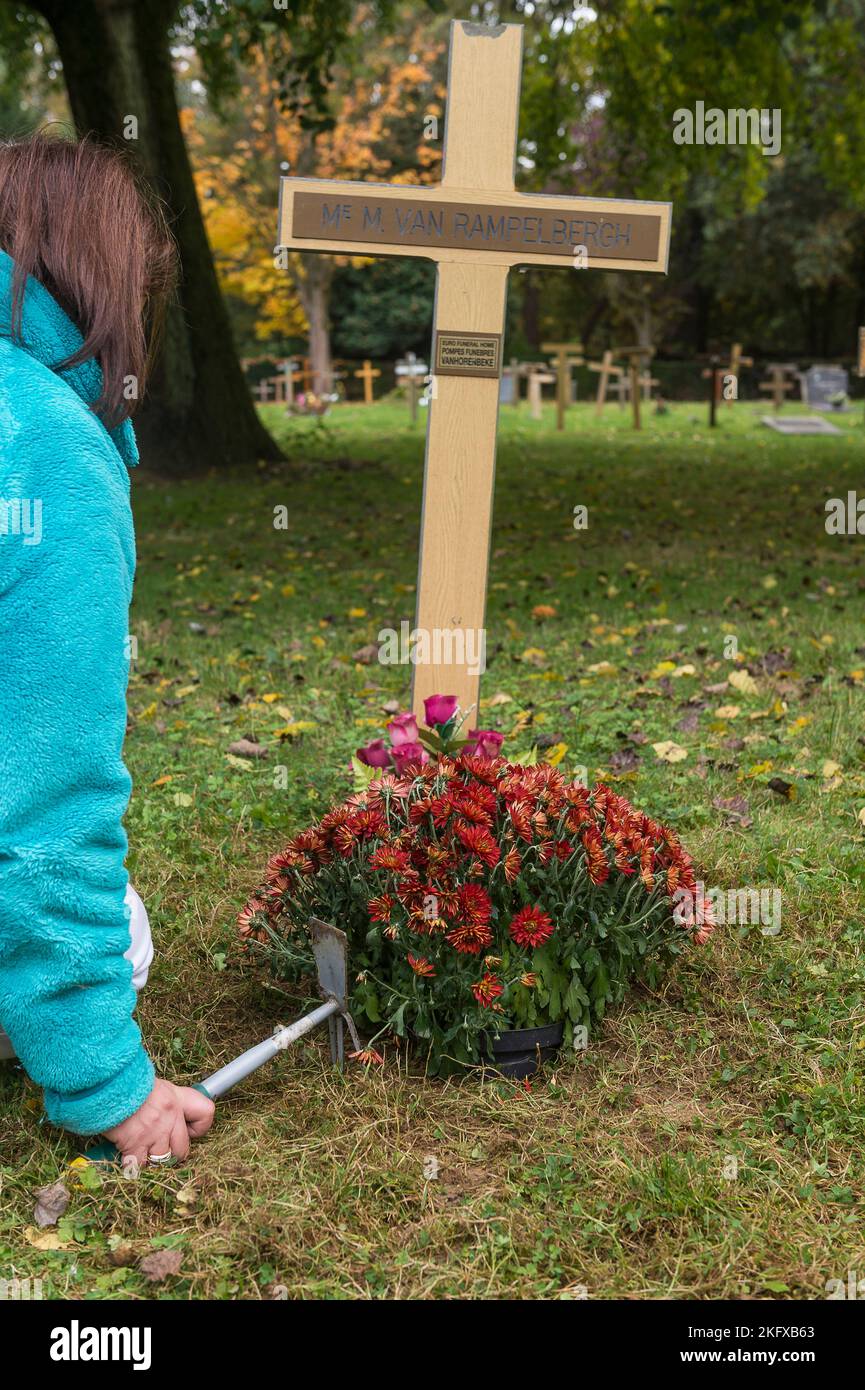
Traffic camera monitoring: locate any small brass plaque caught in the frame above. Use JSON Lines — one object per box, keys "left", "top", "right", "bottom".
{"left": 433, "top": 331, "right": 502, "bottom": 379}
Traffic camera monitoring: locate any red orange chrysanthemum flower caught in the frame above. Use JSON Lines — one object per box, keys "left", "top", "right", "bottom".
{"left": 509, "top": 905, "right": 554, "bottom": 949}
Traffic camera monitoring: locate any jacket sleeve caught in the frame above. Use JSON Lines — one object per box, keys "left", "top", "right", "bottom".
{"left": 0, "top": 406, "right": 154, "bottom": 1135}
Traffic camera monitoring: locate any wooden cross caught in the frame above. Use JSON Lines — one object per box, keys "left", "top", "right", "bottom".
{"left": 254, "top": 379, "right": 276, "bottom": 404}
{"left": 638, "top": 372, "right": 660, "bottom": 400}
{"left": 759, "top": 362, "right": 798, "bottom": 412}
{"left": 588, "top": 349, "right": 624, "bottom": 416}
{"left": 354, "top": 358, "right": 381, "bottom": 404}
{"left": 395, "top": 351, "right": 428, "bottom": 423}
{"left": 527, "top": 368, "right": 555, "bottom": 421}
{"left": 541, "top": 341, "right": 584, "bottom": 431}
{"left": 615, "top": 345, "right": 655, "bottom": 430}
{"left": 277, "top": 18, "right": 671, "bottom": 719}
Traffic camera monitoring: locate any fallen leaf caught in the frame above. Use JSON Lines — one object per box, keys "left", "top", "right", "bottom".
{"left": 712, "top": 795, "right": 753, "bottom": 829}
{"left": 729, "top": 669, "right": 759, "bottom": 696}
{"left": 675, "top": 711, "right": 700, "bottom": 734}
{"left": 480, "top": 691, "right": 513, "bottom": 708}
{"left": 652, "top": 740, "right": 688, "bottom": 763}
{"left": 24, "top": 1225, "right": 72, "bottom": 1250}
{"left": 33, "top": 1181, "right": 70, "bottom": 1229}
{"left": 610, "top": 747, "right": 641, "bottom": 772}
{"left": 714, "top": 705, "right": 741, "bottom": 720}
{"left": 532, "top": 604, "right": 557, "bottom": 620}
{"left": 139, "top": 1248, "right": 184, "bottom": 1283}
{"left": 767, "top": 777, "right": 796, "bottom": 800}
{"left": 352, "top": 642, "right": 380, "bottom": 665}
{"left": 228, "top": 738, "right": 269, "bottom": 759}
{"left": 822, "top": 759, "right": 842, "bottom": 778}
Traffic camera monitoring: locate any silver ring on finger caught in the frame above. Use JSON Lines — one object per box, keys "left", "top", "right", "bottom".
{"left": 148, "top": 1150, "right": 173, "bottom": 1165}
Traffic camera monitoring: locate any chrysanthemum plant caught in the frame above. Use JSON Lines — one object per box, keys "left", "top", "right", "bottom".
{"left": 239, "top": 695, "right": 713, "bottom": 1071}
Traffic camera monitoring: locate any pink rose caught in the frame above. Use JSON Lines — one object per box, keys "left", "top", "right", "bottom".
{"left": 391, "top": 741, "right": 429, "bottom": 773}
{"left": 466, "top": 728, "right": 504, "bottom": 758}
{"left": 386, "top": 712, "right": 419, "bottom": 746}
{"left": 357, "top": 739, "right": 392, "bottom": 769}
{"left": 424, "top": 694, "right": 458, "bottom": 727}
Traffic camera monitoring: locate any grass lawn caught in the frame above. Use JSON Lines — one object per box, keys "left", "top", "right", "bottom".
{"left": 2, "top": 398, "right": 864, "bottom": 1300}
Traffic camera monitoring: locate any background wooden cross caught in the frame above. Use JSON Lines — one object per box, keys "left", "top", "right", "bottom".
{"left": 541, "top": 341, "right": 585, "bottom": 431}
{"left": 527, "top": 367, "right": 556, "bottom": 421}
{"left": 354, "top": 358, "right": 381, "bottom": 405}
{"left": 395, "top": 351, "right": 428, "bottom": 423}
{"left": 759, "top": 362, "right": 798, "bottom": 412}
{"left": 277, "top": 19, "right": 671, "bottom": 719}
{"left": 588, "top": 348, "right": 623, "bottom": 416}
{"left": 614, "top": 345, "right": 655, "bottom": 430}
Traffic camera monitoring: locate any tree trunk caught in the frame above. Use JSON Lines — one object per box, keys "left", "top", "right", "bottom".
{"left": 298, "top": 254, "right": 333, "bottom": 394}
{"left": 26, "top": 0, "right": 282, "bottom": 474}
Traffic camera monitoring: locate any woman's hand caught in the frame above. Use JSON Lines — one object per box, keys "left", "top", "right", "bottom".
{"left": 103, "top": 1077, "right": 215, "bottom": 1164}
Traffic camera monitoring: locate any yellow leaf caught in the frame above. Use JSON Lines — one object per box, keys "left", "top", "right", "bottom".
{"left": 262, "top": 693, "right": 281, "bottom": 703}
{"left": 311, "top": 636, "right": 326, "bottom": 649}
{"left": 586, "top": 661, "right": 617, "bottom": 677}
{"left": 273, "top": 721, "right": 317, "bottom": 738}
{"left": 175, "top": 684, "right": 198, "bottom": 699}
{"left": 139, "top": 702, "right": 158, "bottom": 720}
{"left": 544, "top": 742, "right": 568, "bottom": 766}
{"left": 650, "top": 661, "right": 676, "bottom": 678}
{"left": 152, "top": 775, "right": 172, "bottom": 787}
{"left": 762, "top": 575, "right": 777, "bottom": 589}
{"left": 225, "top": 754, "right": 255, "bottom": 770}
{"left": 480, "top": 691, "right": 513, "bottom": 708}
{"left": 715, "top": 705, "right": 741, "bottom": 719}
{"left": 671, "top": 664, "right": 696, "bottom": 678}
{"left": 24, "top": 1226, "right": 72, "bottom": 1250}
{"left": 729, "top": 669, "right": 759, "bottom": 696}
{"left": 822, "top": 760, "right": 842, "bottom": 778}
{"left": 858, "top": 807, "right": 865, "bottom": 827}
{"left": 652, "top": 740, "right": 688, "bottom": 763}
{"left": 348, "top": 607, "right": 367, "bottom": 618}
{"left": 281, "top": 584, "right": 296, "bottom": 597}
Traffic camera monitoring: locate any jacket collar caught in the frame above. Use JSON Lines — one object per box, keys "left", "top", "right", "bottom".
{"left": 0, "top": 248, "right": 138, "bottom": 469}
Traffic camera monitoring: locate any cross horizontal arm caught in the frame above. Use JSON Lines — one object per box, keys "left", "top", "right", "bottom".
{"left": 278, "top": 177, "right": 672, "bottom": 273}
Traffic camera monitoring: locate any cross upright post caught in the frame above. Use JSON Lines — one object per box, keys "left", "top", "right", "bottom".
{"left": 277, "top": 19, "right": 671, "bottom": 719}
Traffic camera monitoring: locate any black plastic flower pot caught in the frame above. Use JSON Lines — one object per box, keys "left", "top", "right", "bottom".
{"left": 483, "top": 1022, "right": 563, "bottom": 1079}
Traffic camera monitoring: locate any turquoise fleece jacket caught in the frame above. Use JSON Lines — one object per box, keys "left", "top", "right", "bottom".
{"left": 0, "top": 250, "right": 154, "bottom": 1135}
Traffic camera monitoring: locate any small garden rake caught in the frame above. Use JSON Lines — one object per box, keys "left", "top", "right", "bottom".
{"left": 87, "top": 918, "right": 359, "bottom": 1164}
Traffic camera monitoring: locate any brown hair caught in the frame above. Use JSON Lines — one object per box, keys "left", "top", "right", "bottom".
{"left": 0, "top": 132, "right": 176, "bottom": 429}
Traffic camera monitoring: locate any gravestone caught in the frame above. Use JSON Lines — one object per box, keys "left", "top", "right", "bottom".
{"left": 277, "top": 18, "right": 672, "bottom": 718}
{"left": 761, "top": 416, "right": 842, "bottom": 435}
{"left": 801, "top": 365, "right": 849, "bottom": 411}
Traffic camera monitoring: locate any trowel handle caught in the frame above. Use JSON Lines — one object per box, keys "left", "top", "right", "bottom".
{"left": 197, "top": 997, "right": 341, "bottom": 1099}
